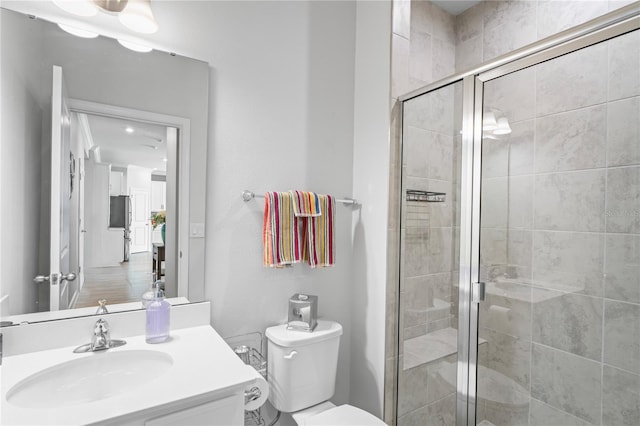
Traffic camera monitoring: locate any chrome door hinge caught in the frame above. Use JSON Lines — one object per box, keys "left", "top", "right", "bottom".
{"left": 472, "top": 282, "right": 485, "bottom": 303}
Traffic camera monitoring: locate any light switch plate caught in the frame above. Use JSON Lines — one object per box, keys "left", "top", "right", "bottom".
{"left": 190, "top": 223, "right": 205, "bottom": 238}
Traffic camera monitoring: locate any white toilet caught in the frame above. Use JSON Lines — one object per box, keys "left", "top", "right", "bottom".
{"left": 266, "top": 320, "right": 386, "bottom": 426}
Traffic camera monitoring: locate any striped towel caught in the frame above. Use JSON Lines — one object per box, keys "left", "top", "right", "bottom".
{"left": 263, "top": 191, "right": 335, "bottom": 268}
{"left": 301, "top": 194, "right": 335, "bottom": 268}
{"left": 263, "top": 192, "right": 301, "bottom": 267}
{"left": 290, "top": 190, "right": 321, "bottom": 217}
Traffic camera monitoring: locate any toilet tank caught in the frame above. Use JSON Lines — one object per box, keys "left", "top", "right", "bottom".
{"left": 266, "top": 320, "right": 343, "bottom": 413}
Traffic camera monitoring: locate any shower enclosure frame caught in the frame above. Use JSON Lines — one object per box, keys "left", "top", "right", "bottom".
{"left": 393, "top": 3, "right": 640, "bottom": 425}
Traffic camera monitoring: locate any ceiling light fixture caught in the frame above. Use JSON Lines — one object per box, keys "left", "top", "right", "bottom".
{"left": 52, "top": 0, "right": 98, "bottom": 17}
{"left": 117, "top": 39, "right": 153, "bottom": 52}
{"left": 493, "top": 117, "right": 512, "bottom": 135}
{"left": 53, "top": 0, "right": 159, "bottom": 34}
{"left": 483, "top": 108, "right": 512, "bottom": 139}
{"left": 125, "top": 126, "right": 134, "bottom": 133}
{"left": 57, "top": 23, "right": 99, "bottom": 38}
{"left": 119, "top": 0, "right": 158, "bottom": 34}
{"left": 482, "top": 111, "right": 497, "bottom": 131}
{"left": 94, "top": 0, "right": 128, "bottom": 13}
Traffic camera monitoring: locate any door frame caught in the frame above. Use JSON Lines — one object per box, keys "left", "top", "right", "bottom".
{"left": 49, "top": 65, "right": 72, "bottom": 311}
{"left": 394, "top": 3, "right": 640, "bottom": 425}
{"left": 67, "top": 99, "right": 191, "bottom": 297}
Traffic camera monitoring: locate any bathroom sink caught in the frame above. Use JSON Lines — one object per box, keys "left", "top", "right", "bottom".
{"left": 2, "top": 324, "right": 258, "bottom": 426}
{"left": 6, "top": 350, "right": 173, "bottom": 409}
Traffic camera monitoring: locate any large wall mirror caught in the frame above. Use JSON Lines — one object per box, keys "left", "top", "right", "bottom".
{"left": 0, "top": 7, "right": 209, "bottom": 324}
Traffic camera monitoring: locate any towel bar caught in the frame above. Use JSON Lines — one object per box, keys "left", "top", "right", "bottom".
{"left": 242, "top": 190, "right": 358, "bottom": 206}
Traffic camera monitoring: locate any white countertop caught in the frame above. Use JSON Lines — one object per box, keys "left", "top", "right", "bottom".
{"left": 1, "top": 325, "right": 257, "bottom": 425}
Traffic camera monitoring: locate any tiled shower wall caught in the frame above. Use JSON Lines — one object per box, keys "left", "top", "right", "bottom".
{"left": 385, "top": 1, "right": 639, "bottom": 425}
{"left": 477, "top": 30, "right": 640, "bottom": 425}
{"left": 454, "top": 0, "right": 637, "bottom": 72}
{"left": 391, "top": 0, "right": 456, "bottom": 99}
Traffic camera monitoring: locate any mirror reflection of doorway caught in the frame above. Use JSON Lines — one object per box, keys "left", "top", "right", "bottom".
{"left": 130, "top": 186, "right": 151, "bottom": 254}
{"left": 69, "top": 112, "right": 176, "bottom": 308}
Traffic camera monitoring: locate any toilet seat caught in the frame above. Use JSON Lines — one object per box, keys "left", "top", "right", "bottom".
{"left": 302, "top": 404, "right": 386, "bottom": 426}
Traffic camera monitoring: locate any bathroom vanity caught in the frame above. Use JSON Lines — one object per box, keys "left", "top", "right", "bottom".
{"left": 1, "top": 303, "right": 256, "bottom": 425}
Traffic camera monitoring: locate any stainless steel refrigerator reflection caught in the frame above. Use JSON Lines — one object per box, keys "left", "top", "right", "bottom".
{"left": 109, "top": 195, "right": 132, "bottom": 262}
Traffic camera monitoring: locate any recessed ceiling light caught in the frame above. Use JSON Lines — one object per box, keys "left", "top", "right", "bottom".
{"left": 117, "top": 39, "right": 153, "bottom": 53}
{"left": 125, "top": 126, "right": 135, "bottom": 133}
{"left": 57, "top": 23, "right": 99, "bottom": 38}
{"left": 163, "top": 158, "right": 168, "bottom": 162}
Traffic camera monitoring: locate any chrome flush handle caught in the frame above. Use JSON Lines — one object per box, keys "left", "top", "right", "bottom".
{"left": 284, "top": 351, "right": 298, "bottom": 360}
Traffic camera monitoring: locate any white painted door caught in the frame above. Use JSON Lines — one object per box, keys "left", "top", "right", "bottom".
{"left": 48, "top": 66, "right": 76, "bottom": 310}
{"left": 130, "top": 187, "right": 150, "bottom": 253}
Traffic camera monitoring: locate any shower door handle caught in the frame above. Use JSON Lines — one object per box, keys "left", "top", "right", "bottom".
{"left": 472, "top": 282, "right": 485, "bottom": 303}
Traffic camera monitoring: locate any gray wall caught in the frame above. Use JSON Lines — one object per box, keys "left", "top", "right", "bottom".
{"left": 196, "top": 1, "right": 358, "bottom": 411}
{"left": 0, "top": 11, "right": 46, "bottom": 315}
{"left": 351, "top": 0, "right": 392, "bottom": 417}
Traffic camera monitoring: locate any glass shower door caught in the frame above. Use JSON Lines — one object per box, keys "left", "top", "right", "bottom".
{"left": 396, "top": 81, "right": 464, "bottom": 425}
{"left": 475, "top": 29, "right": 640, "bottom": 426}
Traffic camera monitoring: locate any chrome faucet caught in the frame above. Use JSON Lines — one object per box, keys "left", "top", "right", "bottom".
{"left": 95, "top": 299, "right": 108, "bottom": 315}
{"left": 91, "top": 318, "right": 111, "bottom": 351}
{"left": 73, "top": 318, "right": 126, "bottom": 353}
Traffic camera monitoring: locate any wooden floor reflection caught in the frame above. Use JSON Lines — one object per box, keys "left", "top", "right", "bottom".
{"left": 74, "top": 252, "right": 156, "bottom": 308}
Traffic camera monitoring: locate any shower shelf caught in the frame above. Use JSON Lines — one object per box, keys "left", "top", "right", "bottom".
{"left": 406, "top": 189, "right": 446, "bottom": 203}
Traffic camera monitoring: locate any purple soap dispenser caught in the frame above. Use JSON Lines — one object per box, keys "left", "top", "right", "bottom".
{"left": 145, "top": 282, "right": 170, "bottom": 344}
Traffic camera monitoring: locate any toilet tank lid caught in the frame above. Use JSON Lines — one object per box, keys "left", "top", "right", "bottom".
{"left": 266, "top": 320, "right": 343, "bottom": 347}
